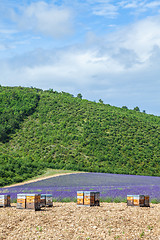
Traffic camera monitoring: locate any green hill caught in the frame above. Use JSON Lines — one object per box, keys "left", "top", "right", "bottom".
{"left": 0, "top": 86, "right": 160, "bottom": 186}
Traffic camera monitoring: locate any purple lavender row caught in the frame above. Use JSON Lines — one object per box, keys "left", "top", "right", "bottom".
{"left": 0, "top": 173, "right": 160, "bottom": 201}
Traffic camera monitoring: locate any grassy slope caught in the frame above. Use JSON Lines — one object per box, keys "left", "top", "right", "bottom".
{"left": 0, "top": 87, "right": 160, "bottom": 186}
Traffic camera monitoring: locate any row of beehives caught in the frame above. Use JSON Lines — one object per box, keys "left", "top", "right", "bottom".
{"left": 77, "top": 191, "right": 100, "bottom": 206}
{"left": 17, "top": 194, "right": 53, "bottom": 210}
{"left": 0, "top": 193, "right": 150, "bottom": 209}
{"left": 127, "top": 195, "right": 150, "bottom": 207}
{"left": 0, "top": 194, "right": 53, "bottom": 210}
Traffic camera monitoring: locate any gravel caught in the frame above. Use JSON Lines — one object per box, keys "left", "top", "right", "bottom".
{"left": 0, "top": 203, "right": 160, "bottom": 240}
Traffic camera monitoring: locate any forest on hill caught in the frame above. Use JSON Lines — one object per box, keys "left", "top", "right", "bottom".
{"left": 0, "top": 86, "right": 160, "bottom": 186}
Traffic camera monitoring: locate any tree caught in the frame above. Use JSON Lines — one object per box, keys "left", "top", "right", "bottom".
{"left": 77, "top": 93, "right": 82, "bottom": 99}
{"left": 134, "top": 106, "right": 140, "bottom": 112}
{"left": 122, "top": 106, "right": 128, "bottom": 109}
{"left": 99, "top": 99, "right": 103, "bottom": 104}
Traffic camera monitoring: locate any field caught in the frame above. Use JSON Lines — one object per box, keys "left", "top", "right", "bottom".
{"left": 0, "top": 173, "right": 160, "bottom": 202}
{"left": 0, "top": 202, "right": 160, "bottom": 240}
{"left": 0, "top": 173, "right": 160, "bottom": 239}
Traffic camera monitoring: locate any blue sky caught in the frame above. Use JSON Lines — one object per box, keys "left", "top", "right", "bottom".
{"left": 1, "top": 0, "right": 160, "bottom": 115}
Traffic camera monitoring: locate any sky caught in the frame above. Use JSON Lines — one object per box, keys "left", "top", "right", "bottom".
{"left": 0, "top": 0, "right": 160, "bottom": 116}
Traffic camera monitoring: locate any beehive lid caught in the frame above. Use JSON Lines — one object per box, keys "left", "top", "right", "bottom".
{"left": 46, "top": 194, "right": 52, "bottom": 197}
{"left": 0, "top": 195, "right": 7, "bottom": 199}
{"left": 26, "top": 194, "right": 40, "bottom": 196}
{"left": 134, "top": 195, "right": 144, "bottom": 197}
{"left": 41, "top": 194, "right": 46, "bottom": 197}
{"left": 84, "top": 191, "right": 94, "bottom": 194}
{"left": 17, "top": 194, "right": 26, "bottom": 198}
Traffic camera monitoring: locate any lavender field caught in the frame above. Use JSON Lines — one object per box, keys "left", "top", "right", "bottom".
{"left": 0, "top": 173, "right": 160, "bottom": 202}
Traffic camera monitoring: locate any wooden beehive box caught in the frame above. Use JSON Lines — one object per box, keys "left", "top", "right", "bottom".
{"left": 26, "top": 194, "right": 41, "bottom": 210}
{"left": 17, "top": 194, "right": 26, "bottom": 209}
{"left": 77, "top": 191, "right": 84, "bottom": 205}
{"left": 127, "top": 195, "right": 134, "bottom": 206}
{"left": 84, "top": 191, "right": 95, "bottom": 206}
{"left": 94, "top": 192, "right": 100, "bottom": 206}
{"left": 133, "top": 195, "right": 145, "bottom": 207}
{"left": 7, "top": 195, "right": 11, "bottom": 207}
{"left": 40, "top": 194, "right": 46, "bottom": 207}
{"left": 0, "top": 195, "right": 8, "bottom": 207}
{"left": 45, "top": 194, "right": 53, "bottom": 207}
{"left": 144, "top": 195, "right": 150, "bottom": 207}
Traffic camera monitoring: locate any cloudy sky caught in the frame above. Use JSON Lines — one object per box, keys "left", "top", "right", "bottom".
{"left": 1, "top": 0, "right": 160, "bottom": 116}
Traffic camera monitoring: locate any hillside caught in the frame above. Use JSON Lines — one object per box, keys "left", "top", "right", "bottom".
{"left": 0, "top": 86, "right": 160, "bottom": 186}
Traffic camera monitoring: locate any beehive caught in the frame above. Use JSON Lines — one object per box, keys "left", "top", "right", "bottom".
{"left": 144, "top": 195, "right": 150, "bottom": 207}
{"left": 133, "top": 195, "right": 145, "bottom": 207}
{"left": 26, "top": 194, "right": 41, "bottom": 210}
{"left": 40, "top": 194, "right": 46, "bottom": 207}
{"left": 0, "top": 195, "right": 8, "bottom": 207}
{"left": 84, "top": 191, "right": 95, "bottom": 206}
{"left": 17, "top": 194, "right": 26, "bottom": 209}
{"left": 127, "top": 195, "right": 134, "bottom": 206}
{"left": 77, "top": 191, "right": 84, "bottom": 205}
{"left": 7, "top": 195, "right": 11, "bottom": 207}
{"left": 45, "top": 194, "right": 53, "bottom": 207}
{"left": 94, "top": 192, "right": 100, "bottom": 206}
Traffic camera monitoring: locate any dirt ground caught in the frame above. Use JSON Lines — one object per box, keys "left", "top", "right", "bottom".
{"left": 0, "top": 203, "right": 160, "bottom": 240}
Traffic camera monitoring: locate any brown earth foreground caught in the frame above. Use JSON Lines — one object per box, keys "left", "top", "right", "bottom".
{"left": 0, "top": 203, "right": 160, "bottom": 240}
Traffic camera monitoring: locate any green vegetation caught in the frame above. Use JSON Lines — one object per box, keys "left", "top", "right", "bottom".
{"left": 0, "top": 86, "right": 160, "bottom": 186}
{"left": 28, "top": 168, "right": 82, "bottom": 180}
{"left": 0, "top": 86, "right": 40, "bottom": 142}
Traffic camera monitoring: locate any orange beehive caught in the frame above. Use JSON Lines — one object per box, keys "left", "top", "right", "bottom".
{"left": 0, "top": 195, "right": 8, "bottom": 207}
{"left": 84, "top": 191, "right": 95, "bottom": 206}
{"left": 77, "top": 191, "right": 84, "bottom": 205}
{"left": 26, "top": 194, "right": 41, "bottom": 210}
{"left": 133, "top": 195, "right": 145, "bottom": 207}
{"left": 17, "top": 194, "right": 26, "bottom": 209}
{"left": 77, "top": 191, "right": 100, "bottom": 206}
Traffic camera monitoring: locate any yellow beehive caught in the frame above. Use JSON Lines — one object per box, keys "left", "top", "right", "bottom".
{"left": 133, "top": 195, "right": 145, "bottom": 207}
{"left": 26, "top": 194, "right": 41, "bottom": 210}
{"left": 84, "top": 191, "right": 95, "bottom": 206}
{"left": 127, "top": 195, "right": 134, "bottom": 206}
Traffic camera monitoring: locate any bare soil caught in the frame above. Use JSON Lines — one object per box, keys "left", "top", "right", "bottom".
{"left": 0, "top": 203, "right": 160, "bottom": 240}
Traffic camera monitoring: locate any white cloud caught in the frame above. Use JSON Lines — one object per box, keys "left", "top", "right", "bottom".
{"left": 1, "top": 14, "right": 160, "bottom": 115}
{"left": 107, "top": 15, "right": 160, "bottom": 63}
{"left": 119, "top": 0, "right": 160, "bottom": 13}
{"left": 11, "top": 1, "right": 73, "bottom": 39}
{"left": 92, "top": 2, "right": 118, "bottom": 18}
{"left": 146, "top": 1, "right": 160, "bottom": 8}
{"left": 0, "top": 29, "right": 18, "bottom": 34}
